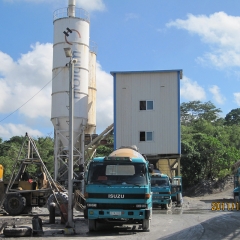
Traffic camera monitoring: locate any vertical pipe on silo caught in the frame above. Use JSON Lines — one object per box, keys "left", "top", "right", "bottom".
{"left": 68, "top": 0, "right": 76, "bottom": 17}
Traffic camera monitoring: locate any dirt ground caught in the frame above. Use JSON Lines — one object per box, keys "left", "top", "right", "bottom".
{"left": 0, "top": 177, "right": 236, "bottom": 239}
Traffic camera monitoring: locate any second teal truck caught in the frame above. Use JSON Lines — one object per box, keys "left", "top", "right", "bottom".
{"left": 84, "top": 146, "right": 153, "bottom": 231}
{"left": 151, "top": 173, "right": 182, "bottom": 209}
{"left": 233, "top": 167, "right": 240, "bottom": 202}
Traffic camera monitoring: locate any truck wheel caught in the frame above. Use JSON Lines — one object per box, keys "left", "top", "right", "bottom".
{"left": 3, "top": 226, "right": 32, "bottom": 237}
{"left": 47, "top": 192, "right": 68, "bottom": 216}
{"left": 176, "top": 191, "right": 183, "bottom": 207}
{"left": 3, "top": 194, "right": 25, "bottom": 215}
{"left": 177, "top": 202, "right": 183, "bottom": 207}
{"left": 165, "top": 200, "right": 172, "bottom": 210}
{"left": 88, "top": 219, "right": 96, "bottom": 232}
{"left": 177, "top": 199, "right": 183, "bottom": 207}
{"left": 142, "top": 219, "right": 150, "bottom": 231}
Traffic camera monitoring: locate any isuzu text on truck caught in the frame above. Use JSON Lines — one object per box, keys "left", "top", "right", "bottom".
{"left": 84, "top": 146, "right": 152, "bottom": 231}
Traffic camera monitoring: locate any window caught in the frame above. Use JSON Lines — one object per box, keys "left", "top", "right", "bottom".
{"left": 140, "top": 132, "right": 145, "bottom": 141}
{"left": 106, "top": 165, "right": 135, "bottom": 175}
{"left": 151, "top": 178, "right": 169, "bottom": 187}
{"left": 147, "top": 101, "right": 153, "bottom": 110}
{"left": 87, "top": 162, "right": 147, "bottom": 185}
{"left": 140, "top": 131, "right": 153, "bottom": 141}
{"left": 146, "top": 132, "right": 153, "bottom": 141}
{"left": 140, "top": 100, "right": 153, "bottom": 110}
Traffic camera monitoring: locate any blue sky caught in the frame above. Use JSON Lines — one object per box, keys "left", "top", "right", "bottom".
{"left": 0, "top": 0, "right": 240, "bottom": 140}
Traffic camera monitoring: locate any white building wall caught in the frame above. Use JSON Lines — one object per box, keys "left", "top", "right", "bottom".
{"left": 113, "top": 71, "right": 181, "bottom": 156}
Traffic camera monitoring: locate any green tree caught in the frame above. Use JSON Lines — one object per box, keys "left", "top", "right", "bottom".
{"left": 181, "top": 101, "right": 222, "bottom": 125}
{"left": 180, "top": 103, "right": 240, "bottom": 187}
{"left": 181, "top": 141, "right": 201, "bottom": 186}
{"left": 96, "top": 145, "right": 113, "bottom": 157}
{"left": 225, "top": 108, "right": 240, "bottom": 126}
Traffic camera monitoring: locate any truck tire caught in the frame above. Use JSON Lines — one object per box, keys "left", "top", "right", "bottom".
{"left": 3, "top": 194, "right": 25, "bottom": 216}
{"left": 47, "top": 192, "right": 68, "bottom": 216}
{"left": 88, "top": 219, "right": 96, "bottom": 232}
{"left": 165, "top": 200, "right": 172, "bottom": 210}
{"left": 142, "top": 219, "right": 150, "bottom": 231}
{"left": 176, "top": 193, "right": 183, "bottom": 207}
{"left": 3, "top": 226, "right": 32, "bottom": 237}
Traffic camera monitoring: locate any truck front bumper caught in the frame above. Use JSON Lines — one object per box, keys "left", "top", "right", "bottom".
{"left": 152, "top": 196, "right": 171, "bottom": 205}
{"left": 85, "top": 208, "right": 151, "bottom": 220}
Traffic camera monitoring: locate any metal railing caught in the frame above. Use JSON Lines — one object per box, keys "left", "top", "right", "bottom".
{"left": 53, "top": 7, "right": 90, "bottom": 22}
{"left": 90, "top": 41, "right": 98, "bottom": 54}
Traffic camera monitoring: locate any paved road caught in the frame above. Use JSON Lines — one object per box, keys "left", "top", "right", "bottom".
{"left": 1, "top": 197, "right": 240, "bottom": 239}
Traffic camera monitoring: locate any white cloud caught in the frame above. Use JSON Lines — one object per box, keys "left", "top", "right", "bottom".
{"left": 75, "top": 0, "right": 106, "bottom": 12}
{"left": 0, "top": 43, "right": 52, "bottom": 119}
{"left": 180, "top": 76, "right": 206, "bottom": 101}
{"left": 96, "top": 62, "right": 113, "bottom": 133}
{"left": 0, "top": 43, "right": 112, "bottom": 138}
{"left": 234, "top": 92, "right": 240, "bottom": 106}
{"left": 197, "top": 50, "right": 240, "bottom": 68}
{"left": 167, "top": 12, "right": 240, "bottom": 68}
{"left": 209, "top": 85, "right": 226, "bottom": 104}
{"left": 0, "top": 123, "right": 43, "bottom": 140}
{"left": 0, "top": 80, "right": 11, "bottom": 110}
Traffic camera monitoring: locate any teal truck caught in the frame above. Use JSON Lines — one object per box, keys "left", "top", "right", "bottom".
{"left": 151, "top": 173, "right": 182, "bottom": 209}
{"left": 233, "top": 167, "right": 240, "bottom": 202}
{"left": 84, "top": 146, "right": 153, "bottom": 232}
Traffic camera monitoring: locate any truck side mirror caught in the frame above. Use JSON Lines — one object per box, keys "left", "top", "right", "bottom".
{"left": 148, "top": 167, "right": 153, "bottom": 173}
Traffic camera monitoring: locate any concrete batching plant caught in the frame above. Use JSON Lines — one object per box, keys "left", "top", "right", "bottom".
{"left": 51, "top": 0, "right": 96, "bottom": 190}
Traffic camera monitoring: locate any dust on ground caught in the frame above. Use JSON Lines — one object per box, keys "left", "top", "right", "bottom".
{"left": 182, "top": 175, "right": 235, "bottom": 211}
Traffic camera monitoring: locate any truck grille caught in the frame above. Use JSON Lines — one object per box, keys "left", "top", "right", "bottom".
{"left": 88, "top": 193, "right": 146, "bottom": 199}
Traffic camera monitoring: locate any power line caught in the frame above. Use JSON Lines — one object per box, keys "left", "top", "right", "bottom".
{"left": 0, "top": 69, "right": 63, "bottom": 123}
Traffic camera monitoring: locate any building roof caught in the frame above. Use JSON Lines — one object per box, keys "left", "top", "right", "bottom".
{"left": 110, "top": 69, "right": 183, "bottom": 79}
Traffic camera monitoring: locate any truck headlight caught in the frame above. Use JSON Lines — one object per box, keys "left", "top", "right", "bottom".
{"left": 87, "top": 203, "right": 97, "bottom": 207}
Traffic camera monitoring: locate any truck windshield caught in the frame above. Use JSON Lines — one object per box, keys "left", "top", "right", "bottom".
{"left": 87, "top": 162, "right": 147, "bottom": 185}
{"left": 151, "top": 178, "right": 169, "bottom": 187}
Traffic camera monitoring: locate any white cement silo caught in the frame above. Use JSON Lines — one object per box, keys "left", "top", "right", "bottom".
{"left": 51, "top": 0, "right": 90, "bottom": 182}
{"left": 85, "top": 44, "right": 97, "bottom": 134}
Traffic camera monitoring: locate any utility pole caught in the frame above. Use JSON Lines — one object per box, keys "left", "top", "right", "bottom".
{"left": 64, "top": 47, "right": 77, "bottom": 229}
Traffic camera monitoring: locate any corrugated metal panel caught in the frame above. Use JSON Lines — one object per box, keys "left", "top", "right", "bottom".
{"left": 114, "top": 71, "right": 180, "bottom": 155}
{"left": 157, "top": 159, "right": 177, "bottom": 177}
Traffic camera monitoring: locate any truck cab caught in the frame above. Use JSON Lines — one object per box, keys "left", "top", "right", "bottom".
{"left": 151, "top": 173, "right": 172, "bottom": 209}
{"left": 151, "top": 173, "right": 183, "bottom": 209}
{"left": 233, "top": 167, "right": 240, "bottom": 202}
{"left": 84, "top": 146, "right": 152, "bottom": 231}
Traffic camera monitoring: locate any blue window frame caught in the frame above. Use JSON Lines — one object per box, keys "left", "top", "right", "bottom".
{"left": 140, "top": 100, "right": 153, "bottom": 110}
{"left": 140, "top": 131, "right": 153, "bottom": 141}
